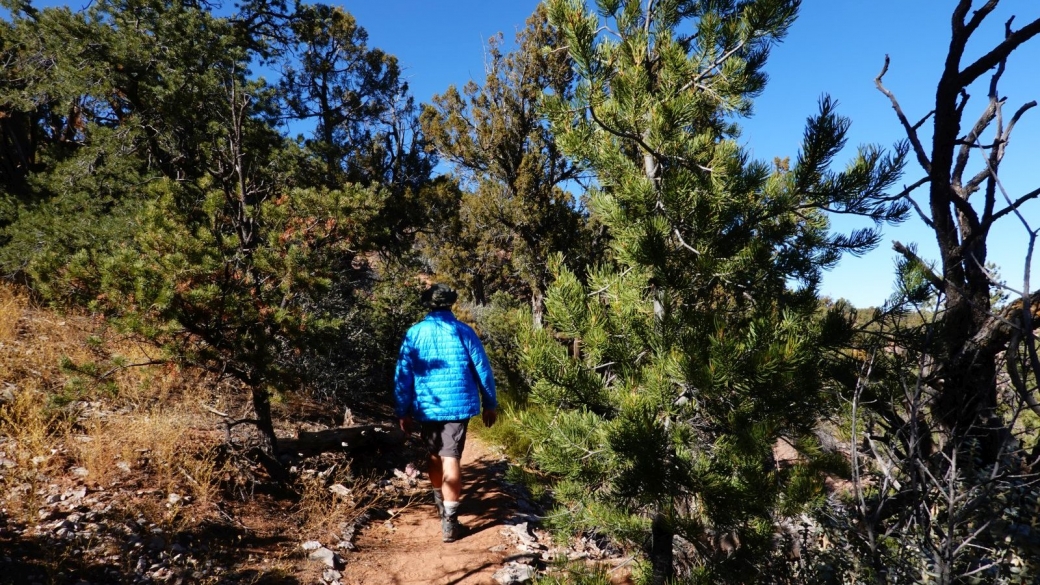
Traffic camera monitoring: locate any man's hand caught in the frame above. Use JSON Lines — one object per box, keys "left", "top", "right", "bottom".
{"left": 482, "top": 408, "right": 498, "bottom": 428}
{"left": 399, "top": 416, "right": 415, "bottom": 434}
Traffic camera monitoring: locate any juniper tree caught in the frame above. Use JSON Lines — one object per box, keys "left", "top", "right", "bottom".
{"left": 279, "top": 3, "right": 435, "bottom": 255}
{"left": 420, "top": 6, "right": 597, "bottom": 320}
{"left": 516, "top": 1, "right": 908, "bottom": 581}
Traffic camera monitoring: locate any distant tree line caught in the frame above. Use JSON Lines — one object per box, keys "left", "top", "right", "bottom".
{"left": 2, "top": 0, "right": 1039, "bottom": 582}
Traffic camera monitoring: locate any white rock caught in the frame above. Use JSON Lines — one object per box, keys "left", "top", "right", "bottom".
{"left": 301, "top": 540, "right": 324, "bottom": 551}
{"left": 493, "top": 563, "right": 537, "bottom": 584}
{"left": 308, "top": 546, "right": 341, "bottom": 569}
{"left": 328, "top": 484, "right": 352, "bottom": 499}
{"left": 509, "top": 522, "right": 538, "bottom": 545}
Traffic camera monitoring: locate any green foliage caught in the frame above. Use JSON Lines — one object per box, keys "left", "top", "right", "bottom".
{"left": 419, "top": 6, "right": 599, "bottom": 315}
{"left": 0, "top": 0, "right": 439, "bottom": 452}
{"left": 512, "top": 0, "right": 909, "bottom": 581}
{"left": 469, "top": 291, "right": 532, "bottom": 399}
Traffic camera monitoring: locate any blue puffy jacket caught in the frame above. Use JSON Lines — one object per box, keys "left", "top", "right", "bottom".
{"left": 394, "top": 310, "right": 497, "bottom": 421}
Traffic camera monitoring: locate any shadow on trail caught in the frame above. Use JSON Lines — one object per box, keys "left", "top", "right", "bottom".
{"left": 457, "top": 456, "right": 515, "bottom": 536}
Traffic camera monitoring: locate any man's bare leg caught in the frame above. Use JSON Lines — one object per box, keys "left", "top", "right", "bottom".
{"left": 429, "top": 454, "right": 445, "bottom": 517}
{"left": 427, "top": 454, "right": 462, "bottom": 500}
{"left": 429, "top": 454, "right": 444, "bottom": 489}
{"left": 431, "top": 455, "right": 464, "bottom": 542}
{"left": 440, "top": 456, "right": 462, "bottom": 502}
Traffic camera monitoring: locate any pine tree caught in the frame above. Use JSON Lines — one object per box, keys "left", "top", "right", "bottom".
{"left": 516, "top": 1, "right": 908, "bottom": 581}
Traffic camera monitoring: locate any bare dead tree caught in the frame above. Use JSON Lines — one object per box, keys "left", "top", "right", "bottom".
{"left": 875, "top": 0, "right": 1040, "bottom": 463}
{"left": 837, "top": 7, "right": 1040, "bottom": 570}
{"left": 842, "top": 287, "right": 1040, "bottom": 584}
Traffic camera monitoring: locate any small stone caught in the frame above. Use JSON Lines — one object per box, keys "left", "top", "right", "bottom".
{"left": 301, "top": 540, "right": 323, "bottom": 551}
{"left": 166, "top": 493, "right": 182, "bottom": 506}
{"left": 328, "top": 484, "right": 351, "bottom": 499}
{"left": 308, "top": 546, "right": 342, "bottom": 569}
{"left": 322, "top": 568, "right": 343, "bottom": 582}
{"left": 493, "top": 563, "right": 537, "bottom": 584}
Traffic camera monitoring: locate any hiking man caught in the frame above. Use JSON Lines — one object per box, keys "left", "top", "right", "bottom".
{"left": 394, "top": 284, "right": 498, "bottom": 543}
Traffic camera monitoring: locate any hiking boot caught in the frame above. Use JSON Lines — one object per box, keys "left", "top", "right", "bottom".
{"left": 441, "top": 515, "right": 465, "bottom": 543}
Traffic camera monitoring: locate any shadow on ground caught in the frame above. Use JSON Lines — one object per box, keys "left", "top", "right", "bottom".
{"left": 0, "top": 508, "right": 301, "bottom": 585}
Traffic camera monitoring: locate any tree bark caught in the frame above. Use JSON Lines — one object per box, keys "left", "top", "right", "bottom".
{"left": 251, "top": 386, "right": 278, "bottom": 455}
{"left": 649, "top": 512, "right": 674, "bottom": 585}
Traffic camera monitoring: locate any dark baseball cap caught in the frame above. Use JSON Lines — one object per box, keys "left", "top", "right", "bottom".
{"left": 421, "top": 284, "right": 458, "bottom": 309}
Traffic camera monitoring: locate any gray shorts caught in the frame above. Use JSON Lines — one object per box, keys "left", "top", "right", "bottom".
{"left": 420, "top": 419, "right": 469, "bottom": 459}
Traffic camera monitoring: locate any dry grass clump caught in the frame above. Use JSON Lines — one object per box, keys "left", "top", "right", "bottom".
{"left": 0, "top": 381, "right": 76, "bottom": 527}
{"left": 0, "top": 283, "right": 22, "bottom": 340}
{"left": 72, "top": 409, "right": 224, "bottom": 502}
{"left": 295, "top": 468, "right": 365, "bottom": 535}
{"left": 0, "top": 283, "right": 227, "bottom": 530}
{"left": 1, "top": 286, "right": 99, "bottom": 393}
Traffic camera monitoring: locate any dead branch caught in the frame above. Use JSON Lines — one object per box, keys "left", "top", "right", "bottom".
{"left": 277, "top": 424, "right": 406, "bottom": 455}
{"left": 892, "top": 241, "right": 944, "bottom": 289}
{"left": 876, "top": 56, "right": 931, "bottom": 174}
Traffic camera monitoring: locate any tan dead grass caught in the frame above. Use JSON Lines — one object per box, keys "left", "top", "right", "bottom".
{"left": 1, "top": 281, "right": 384, "bottom": 579}
{"left": 0, "top": 285, "right": 79, "bottom": 525}
{"left": 0, "top": 380, "right": 75, "bottom": 527}
{"left": 0, "top": 284, "right": 225, "bottom": 530}
{"left": 0, "top": 283, "right": 22, "bottom": 341}
{"left": 295, "top": 469, "right": 366, "bottom": 536}
{"left": 73, "top": 409, "right": 223, "bottom": 501}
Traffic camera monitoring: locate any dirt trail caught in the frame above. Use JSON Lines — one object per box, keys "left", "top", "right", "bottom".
{"left": 343, "top": 437, "right": 523, "bottom": 585}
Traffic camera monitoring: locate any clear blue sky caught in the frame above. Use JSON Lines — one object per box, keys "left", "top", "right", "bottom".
{"left": 14, "top": 0, "right": 1040, "bottom": 308}
{"left": 342, "top": 0, "right": 1040, "bottom": 309}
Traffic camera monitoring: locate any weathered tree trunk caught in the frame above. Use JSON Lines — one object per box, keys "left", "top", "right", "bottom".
{"left": 251, "top": 386, "right": 278, "bottom": 455}
{"left": 531, "top": 287, "right": 544, "bottom": 328}
{"left": 649, "top": 512, "right": 673, "bottom": 585}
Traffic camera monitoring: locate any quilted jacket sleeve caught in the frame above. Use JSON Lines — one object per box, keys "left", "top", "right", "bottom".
{"left": 459, "top": 324, "right": 497, "bottom": 411}
{"left": 393, "top": 332, "right": 416, "bottom": 419}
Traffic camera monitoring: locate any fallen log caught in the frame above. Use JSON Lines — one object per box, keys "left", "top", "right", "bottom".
{"left": 278, "top": 424, "right": 406, "bottom": 455}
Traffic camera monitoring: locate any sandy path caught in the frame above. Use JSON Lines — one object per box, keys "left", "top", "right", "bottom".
{"left": 342, "top": 437, "right": 521, "bottom": 585}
